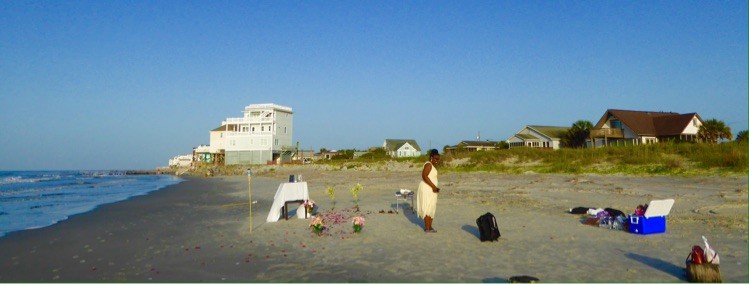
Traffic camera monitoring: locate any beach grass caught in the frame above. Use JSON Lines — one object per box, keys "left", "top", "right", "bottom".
{"left": 180, "top": 142, "right": 747, "bottom": 177}
{"left": 444, "top": 142, "right": 747, "bottom": 176}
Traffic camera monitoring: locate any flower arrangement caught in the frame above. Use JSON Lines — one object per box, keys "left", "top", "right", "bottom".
{"left": 325, "top": 186, "right": 335, "bottom": 209}
{"left": 352, "top": 216, "right": 365, "bottom": 233}
{"left": 303, "top": 199, "right": 315, "bottom": 215}
{"left": 350, "top": 183, "right": 363, "bottom": 209}
{"left": 309, "top": 216, "right": 324, "bottom": 236}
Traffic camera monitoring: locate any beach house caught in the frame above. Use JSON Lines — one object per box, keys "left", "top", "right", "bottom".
{"left": 589, "top": 109, "right": 703, "bottom": 147}
{"left": 383, "top": 139, "right": 422, "bottom": 158}
{"left": 210, "top": 103, "right": 294, "bottom": 165}
{"left": 444, "top": 140, "right": 503, "bottom": 154}
{"left": 507, "top": 125, "right": 570, "bottom": 150}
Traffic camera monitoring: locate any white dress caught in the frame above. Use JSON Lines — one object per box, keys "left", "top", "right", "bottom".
{"left": 416, "top": 162, "right": 438, "bottom": 218}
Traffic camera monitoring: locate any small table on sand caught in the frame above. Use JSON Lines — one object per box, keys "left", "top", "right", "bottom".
{"left": 395, "top": 189, "right": 415, "bottom": 213}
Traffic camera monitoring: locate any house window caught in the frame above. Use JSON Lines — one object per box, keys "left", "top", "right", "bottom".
{"left": 693, "top": 118, "right": 699, "bottom": 127}
{"left": 611, "top": 119, "right": 622, "bottom": 129}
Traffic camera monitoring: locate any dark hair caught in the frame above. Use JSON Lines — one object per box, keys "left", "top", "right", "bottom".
{"left": 429, "top": 149, "right": 440, "bottom": 158}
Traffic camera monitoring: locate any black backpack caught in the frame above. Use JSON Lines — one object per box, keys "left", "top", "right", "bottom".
{"left": 476, "top": 212, "right": 501, "bottom": 242}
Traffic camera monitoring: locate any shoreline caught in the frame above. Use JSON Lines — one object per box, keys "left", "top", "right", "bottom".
{"left": 0, "top": 172, "right": 184, "bottom": 239}
{"left": 1, "top": 170, "right": 746, "bottom": 282}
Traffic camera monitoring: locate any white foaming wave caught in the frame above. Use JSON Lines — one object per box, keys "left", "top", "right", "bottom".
{"left": 0, "top": 176, "right": 25, "bottom": 185}
{"left": 0, "top": 174, "right": 63, "bottom": 185}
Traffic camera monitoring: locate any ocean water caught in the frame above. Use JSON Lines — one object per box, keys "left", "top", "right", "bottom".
{"left": 0, "top": 171, "right": 183, "bottom": 238}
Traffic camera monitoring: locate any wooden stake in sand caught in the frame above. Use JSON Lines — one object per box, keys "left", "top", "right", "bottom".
{"left": 247, "top": 168, "right": 253, "bottom": 234}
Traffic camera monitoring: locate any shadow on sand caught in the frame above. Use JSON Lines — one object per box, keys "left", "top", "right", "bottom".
{"left": 482, "top": 277, "right": 510, "bottom": 283}
{"left": 624, "top": 251, "right": 687, "bottom": 281}
{"left": 462, "top": 224, "right": 481, "bottom": 240}
{"left": 398, "top": 202, "right": 424, "bottom": 230}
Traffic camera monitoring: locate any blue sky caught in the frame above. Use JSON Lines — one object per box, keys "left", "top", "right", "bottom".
{"left": 1, "top": 1, "right": 747, "bottom": 170}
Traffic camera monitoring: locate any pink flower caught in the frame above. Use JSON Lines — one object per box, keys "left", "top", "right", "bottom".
{"left": 352, "top": 216, "right": 365, "bottom": 233}
{"left": 352, "top": 216, "right": 365, "bottom": 226}
{"left": 309, "top": 216, "right": 323, "bottom": 227}
{"left": 310, "top": 216, "right": 325, "bottom": 235}
{"left": 304, "top": 199, "right": 315, "bottom": 210}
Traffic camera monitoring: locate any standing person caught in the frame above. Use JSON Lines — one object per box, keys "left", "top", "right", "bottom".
{"left": 417, "top": 149, "right": 440, "bottom": 233}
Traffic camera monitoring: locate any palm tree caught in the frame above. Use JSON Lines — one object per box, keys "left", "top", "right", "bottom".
{"left": 697, "top": 119, "right": 732, "bottom": 143}
{"left": 563, "top": 120, "right": 594, "bottom": 148}
{"left": 736, "top": 130, "right": 748, "bottom": 143}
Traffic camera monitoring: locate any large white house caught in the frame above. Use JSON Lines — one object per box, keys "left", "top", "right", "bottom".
{"left": 210, "top": 103, "right": 294, "bottom": 165}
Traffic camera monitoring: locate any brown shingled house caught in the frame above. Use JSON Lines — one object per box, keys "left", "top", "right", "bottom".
{"left": 590, "top": 109, "right": 703, "bottom": 147}
{"left": 444, "top": 140, "right": 503, "bottom": 154}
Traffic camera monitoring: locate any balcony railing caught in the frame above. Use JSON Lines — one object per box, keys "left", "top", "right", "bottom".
{"left": 225, "top": 132, "right": 273, "bottom": 137}
{"left": 223, "top": 117, "right": 273, "bottom": 124}
{"left": 590, "top": 128, "right": 624, "bottom": 139}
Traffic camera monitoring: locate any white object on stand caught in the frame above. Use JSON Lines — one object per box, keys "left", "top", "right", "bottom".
{"left": 395, "top": 189, "right": 414, "bottom": 213}
{"left": 266, "top": 182, "right": 309, "bottom": 222}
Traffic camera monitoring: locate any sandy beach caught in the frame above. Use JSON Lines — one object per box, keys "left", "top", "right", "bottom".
{"left": 1, "top": 165, "right": 746, "bottom": 282}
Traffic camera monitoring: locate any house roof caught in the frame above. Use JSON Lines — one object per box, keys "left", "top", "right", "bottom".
{"left": 384, "top": 139, "right": 421, "bottom": 152}
{"left": 212, "top": 124, "right": 241, "bottom": 132}
{"left": 211, "top": 125, "right": 229, "bottom": 131}
{"left": 594, "top": 109, "right": 701, "bottom": 136}
{"left": 458, "top": 140, "right": 502, "bottom": 147}
{"left": 526, "top": 125, "right": 570, "bottom": 139}
{"left": 244, "top": 103, "right": 293, "bottom": 113}
{"left": 513, "top": 134, "right": 539, "bottom": 140}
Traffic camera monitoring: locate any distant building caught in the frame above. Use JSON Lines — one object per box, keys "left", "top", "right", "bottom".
{"left": 294, "top": 150, "right": 316, "bottom": 163}
{"left": 211, "top": 103, "right": 294, "bottom": 165}
{"left": 444, "top": 140, "right": 503, "bottom": 154}
{"left": 169, "top": 155, "right": 193, "bottom": 168}
{"left": 383, "top": 139, "right": 422, "bottom": 158}
{"left": 193, "top": 145, "right": 216, "bottom": 165}
{"left": 320, "top": 150, "right": 341, "bottom": 160}
{"left": 507, "top": 125, "right": 569, "bottom": 150}
{"left": 589, "top": 109, "right": 703, "bottom": 147}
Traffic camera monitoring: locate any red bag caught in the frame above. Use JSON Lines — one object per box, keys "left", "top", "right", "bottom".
{"left": 690, "top": 245, "right": 705, "bottom": 264}
{"left": 685, "top": 245, "right": 722, "bottom": 282}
